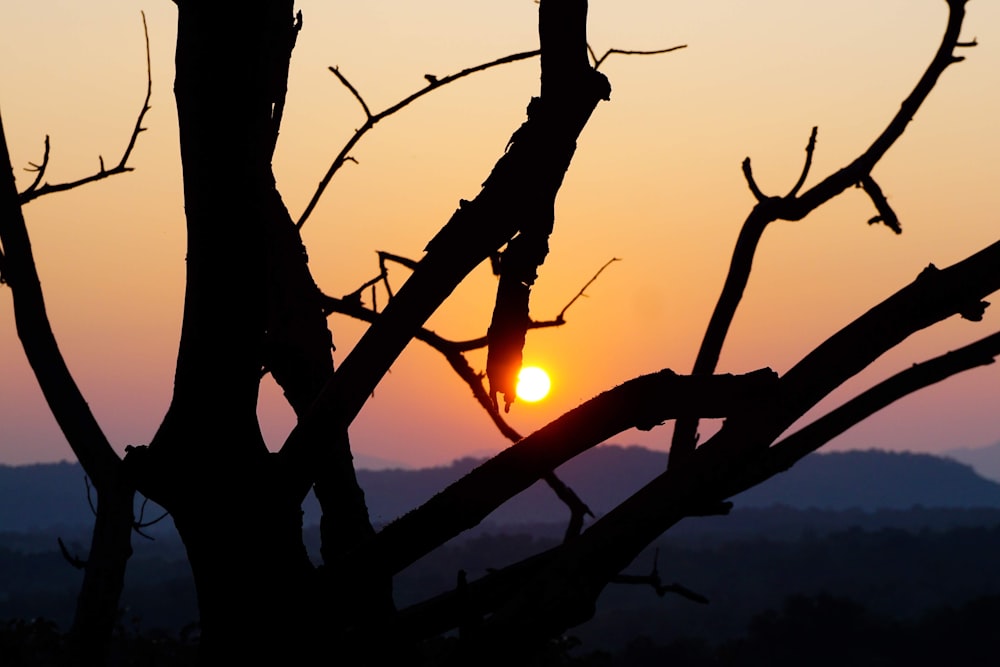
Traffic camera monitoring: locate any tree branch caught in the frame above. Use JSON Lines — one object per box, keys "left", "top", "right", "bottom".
{"left": 591, "top": 45, "right": 687, "bottom": 70}
{"left": 18, "top": 13, "right": 152, "bottom": 205}
{"left": 297, "top": 49, "right": 541, "bottom": 229}
{"left": 756, "top": 328, "right": 1000, "bottom": 483}
{"left": 858, "top": 174, "right": 902, "bottom": 234}
{"left": 280, "top": 0, "right": 612, "bottom": 501}
{"left": 669, "top": 1, "right": 971, "bottom": 469}
{"left": 453, "top": 236, "right": 1000, "bottom": 658}
{"left": 0, "top": 114, "right": 120, "bottom": 486}
{"left": 350, "top": 368, "right": 778, "bottom": 577}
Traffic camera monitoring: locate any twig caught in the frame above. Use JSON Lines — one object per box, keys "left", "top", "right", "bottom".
{"left": 610, "top": 548, "right": 709, "bottom": 603}
{"left": 84, "top": 476, "right": 98, "bottom": 516}
{"left": 741, "top": 157, "right": 769, "bottom": 202}
{"left": 858, "top": 175, "right": 901, "bottom": 234}
{"left": 329, "top": 66, "right": 373, "bottom": 119}
{"left": 323, "top": 256, "right": 613, "bottom": 537}
{"left": 786, "top": 126, "right": 818, "bottom": 197}
{"left": 22, "top": 136, "right": 51, "bottom": 193}
{"left": 334, "top": 254, "right": 616, "bottom": 351}
{"left": 591, "top": 45, "right": 687, "bottom": 70}
{"left": 557, "top": 257, "right": 620, "bottom": 321}
{"left": 18, "top": 12, "right": 152, "bottom": 204}
{"left": 297, "top": 50, "right": 541, "bottom": 229}
{"left": 58, "top": 537, "right": 87, "bottom": 570}
{"left": 132, "top": 495, "right": 169, "bottom": 540}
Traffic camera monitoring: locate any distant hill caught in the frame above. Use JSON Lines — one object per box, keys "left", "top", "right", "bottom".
{"left": 5, "top": 446, "right": 1000, "bottom": 533}
{"left": 344, "top": 446, "right": 1000, "bottom": 527}
{"left": 945, "top": 440, "right": 1000, "bottom": 483}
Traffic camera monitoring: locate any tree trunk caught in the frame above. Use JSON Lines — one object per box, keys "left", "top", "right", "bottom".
{"left": 130, "top": 2, "right": 325, "bottom": 660}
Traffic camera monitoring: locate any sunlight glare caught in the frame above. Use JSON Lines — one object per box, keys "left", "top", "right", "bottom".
{"left": 515, "top": 366, "right": 551, "bottom": 402}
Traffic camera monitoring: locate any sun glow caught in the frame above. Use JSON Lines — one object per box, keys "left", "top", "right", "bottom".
{"left": 515, "top": 366, "right": 551, "bottom": 402}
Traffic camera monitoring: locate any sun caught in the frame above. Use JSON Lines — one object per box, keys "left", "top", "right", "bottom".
{"left": 515, "top": 366, "right": 551, "bottom": 403}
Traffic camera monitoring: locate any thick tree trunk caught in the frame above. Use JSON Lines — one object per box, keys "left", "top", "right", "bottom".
{"left": 129, "top": 2, "right": 326, "bottom": 660}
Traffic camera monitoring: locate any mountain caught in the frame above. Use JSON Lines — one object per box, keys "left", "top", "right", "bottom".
{"left": 5, "top": 446, "right": 1000, "bottom": 533}
{"left": 330, "top": 446, "right": 1000, "bottom": 526}
{"left": 732, "top": 448, "right": 1000, "bottom": 510}
{"left": 945, "top": 440, "right": 1000, "bottom": 483}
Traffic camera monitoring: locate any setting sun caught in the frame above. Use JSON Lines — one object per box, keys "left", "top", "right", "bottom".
{"left": 515, "top": 366, "right": 551, "bottom": 403}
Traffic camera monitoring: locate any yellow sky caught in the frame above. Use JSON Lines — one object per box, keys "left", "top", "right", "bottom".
{"left": 2, "top": 1, "right": 999, "bottom": 467}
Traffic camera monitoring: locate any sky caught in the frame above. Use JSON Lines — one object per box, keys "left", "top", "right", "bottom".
{"left": 1, "top": 1, "right": 999, "bottom": 468}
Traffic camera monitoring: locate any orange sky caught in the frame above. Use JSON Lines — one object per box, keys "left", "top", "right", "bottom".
{"left": 2, "top": 1, "right": 999, "bottom": 467}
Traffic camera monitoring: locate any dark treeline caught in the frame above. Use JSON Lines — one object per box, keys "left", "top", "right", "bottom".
{"left": 3, "top": 506, "right": 1000, "bottom": 664}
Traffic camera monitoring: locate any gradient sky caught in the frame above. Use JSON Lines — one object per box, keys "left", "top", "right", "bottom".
{"left": 1, "top": 1, "right": 999, "bottom": 468}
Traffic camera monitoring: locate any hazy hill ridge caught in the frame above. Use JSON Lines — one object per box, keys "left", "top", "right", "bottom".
{"left": 5, "top": 446, "right": 1000, "bottom": 533}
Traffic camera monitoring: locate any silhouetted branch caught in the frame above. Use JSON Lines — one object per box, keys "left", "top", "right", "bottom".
{"left": 556, "top": 257, "right": 619, "bottom": 322}
{"left": 741, "top": 157, "right": 769, "bottom": 202}
{"left": 590, "top": 45, "right": 688, "bottom": 70}
{"left": 58, "top": 537, "right": 87, "bottom": 570}
{"left": 858, "top": 175, "right": 901, "bottom": 234}
{"left": 786, "top": 126, "right": 818, "bottom": 197}
{"left": 21, "top": 136, "right": 50, "bottom": 194}
{"left": 610, "top": 549, "right": 709, "bottom": 603}
{"left": 763, "top": 329, "right": 1000, "bottom": 478}
{"left": 300, "top": 39, "right": 686, "bottom": 230}
{"left": 456, "top": 237, "right": 1000, "bottom": 654}
{"left": 321, "top": 255, "right": 618, "bottom": 543}
{"left": 297, "top": 49, "right": 542, "bottom": 229}
{"left": 18, "top": 13, "right": 152, "bottom": 205}
{"left": 85, "top": 476, "right": 98, "bottom": 516}
{"left": 328, "top": 66, "right": 373, "bottom": 119}
{"left": 334, "top": 254, "right": 615, "bottom": 353}
{"left": 351, "top": 368, "right": 778, "bottom": 576}
{"left": 669, "top": 1, "right": 971, "bottom": 470}
{"left": 325, "top": 258, "right": 610, "bottom": 538}
{"left": 133, "top": 496, "right": 169, "bottom": 540}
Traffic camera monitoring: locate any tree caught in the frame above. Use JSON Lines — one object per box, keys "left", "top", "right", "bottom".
{"left": 1, "top": 0, "right": 996, "bottom": 664}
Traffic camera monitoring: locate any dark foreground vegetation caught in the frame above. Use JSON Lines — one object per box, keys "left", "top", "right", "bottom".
{"left": 5, "top": 593, "right": 999, "bottom": 666}
{"left": 4, "top": 506, "right": 1000, "bottom": 665}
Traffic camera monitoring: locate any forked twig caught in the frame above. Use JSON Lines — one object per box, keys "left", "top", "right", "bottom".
{"left": 298, "top": 50, "right": 541, "bottom": 229}
{"left": 557, "top": 257, "right": 619, "bottom": 322}
{"left": 669, "top": 2, "right": 973, "bottom": 470}
{"left": 18, "top": 12, "right": 152, "bottom": 204}
{"left": 299, "top": 41, "right": 686, "bottom": 229}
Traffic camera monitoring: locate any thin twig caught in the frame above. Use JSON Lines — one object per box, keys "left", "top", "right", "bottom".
{"left": 132, "top": 495, "right": 169, "bottom": 540}
{"left": 22, "top": 136, "right": 51, "bottom": 193}
{"left": 786, "top": 126, "right": 818, "bottom": 197}
{"left": 323, "top": 255, "right": 623, "bottom": 536}
{"left": 741, "top": 158, "right": 768, "bottom": 202}
{"left": 58, "top": 537, "right": 87, "bottom": 570}
{"left": 592, "top": 45, "right": 687, "bottom": 70}
{"left": 18, "top": 12, "right": 152, "bottom": 204}
{"left": 329, "top": 66, "right": 373, "bottom": 119}
{"left": 610, "top": 548, "right": 709, "bottom": 602}
{"left": 297, "top": 50, "right": 541, "bottom": 229}
{"left": 557, "top": 257, "right": 620, "bottom": 321}
{"left": 84, "top": 476, "right": 98, "bottom": 516}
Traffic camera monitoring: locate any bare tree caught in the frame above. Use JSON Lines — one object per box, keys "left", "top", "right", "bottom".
{"left": 0, "top": 0, "right": 995, "bottom": 664}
